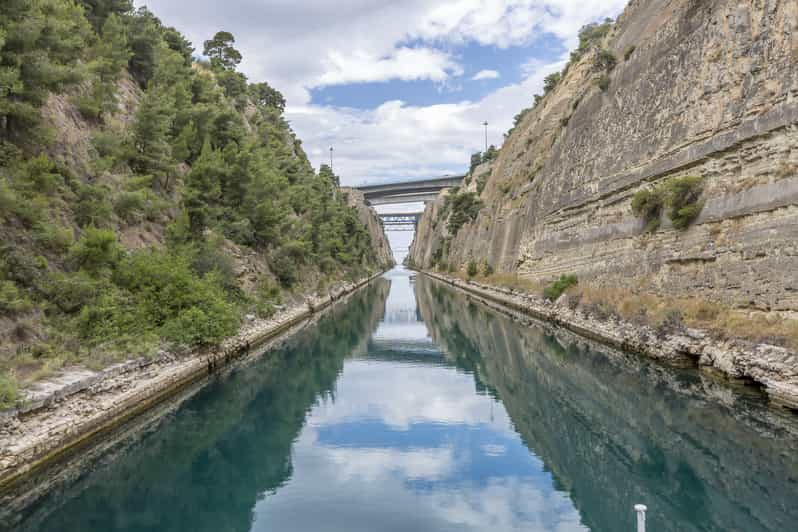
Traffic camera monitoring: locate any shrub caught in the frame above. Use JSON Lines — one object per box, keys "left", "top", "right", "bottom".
{"left": 445, "top": 190, "right": 482, "bottom": 235}
{"left": 631, "top": 176, "right": 705, "bottom": 232}
{"left": 476, "top": 172, "right": 489, "bottom": 195}
{"left": 466, "top": 260, "right": 478, "bottom": 278}
{"left": 161, "top": 301, "right": 239, "bottom": 348}
{"left": 115, "top": 190, "right": 147, "bottom": 223}
{"left": 631, "top": 188, "right": 664, "bottom": 232}
{"left": 0, "top": 374, "right": 18, "bottom": 409}
{"left": 595, "top": 49, "right": 617, "bottom": 71}
{"left": 270, "top": 249, "right": 299, "bottom": 287}
{"left": 543, "top": 72, "right": 561, "bottom": 94}
{"left": 34, "top": 222, "right": 74, "bottom": 252}
{"left": 570, "top": 18, "right": 614, "bottom": 63}
{"left": 597, "top": 75, "right": 610, "bottom": 92}
{"left": 0, "top": 280, "right": 33, "bottom": 315}
{"left": 663, "top": 175, "right": 704, "bottom": 229}
{"left": 543, "top": 274, "right": 578, "bottom": 301}
{"left": 482, "top": 261, "right": 494, "bottom": 276}
{"left": 69, "top": 227, "right": 122, "bottom": 273}
{"left": 74, "top": 184, "right": 114, "bottom": 228}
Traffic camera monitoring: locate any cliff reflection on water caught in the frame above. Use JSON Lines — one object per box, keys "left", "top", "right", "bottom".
{"left": 414, "top": 274, "right": 798, "bottom": 532}
{"left": 5, "top": 268, "right": 798, "bottom": 532}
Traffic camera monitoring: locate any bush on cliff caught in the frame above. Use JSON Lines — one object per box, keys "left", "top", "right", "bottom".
{"left": 543, "top": 274, "right": 578, "bottom": 301}
{"left": 631, "top": 176, "right": 705, "bottom": 232}
{"left": 467, "top": 260, "right": 478, "bottom": 279}
{"left": 663, "top": 175, "right": 705, "bottom": 229}
{"left": 0, "top": 373, "right": 18, "bottom": 409}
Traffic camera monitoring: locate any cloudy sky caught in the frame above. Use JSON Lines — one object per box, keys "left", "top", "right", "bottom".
{"left": 135, "top": 0, "right": 627, "bottom": 186}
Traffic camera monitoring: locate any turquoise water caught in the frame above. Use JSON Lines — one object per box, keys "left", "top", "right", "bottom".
{"left": 4, "top": 267, "right": 798, "bottom": 531}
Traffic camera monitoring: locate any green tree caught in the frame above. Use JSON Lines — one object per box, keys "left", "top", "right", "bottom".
{"left": 469, "top": 152, "right": 482, "bottom": 174}
{"left": 0, "top": 0, "right": 92, "bottom": 143}
{"left": 80, "top": 0, "right": 133, "bottom": 31}
{"left": 131, "top": 87, "right": 175, "bottom": 188}
{"left": 184, "top": 138, "right": 224, "bottom": 237}
{"left": 249, "top": 82, "right": 286, "bottom": 113}
{"left": 203, "top": 31, "right": 242, "bottom": 71}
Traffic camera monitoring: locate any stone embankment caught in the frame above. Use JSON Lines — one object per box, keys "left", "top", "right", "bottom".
{"left": 417, "top": 269, "right": 798, "bottom": 410}
{"left": 0, "top": 272, "right": 384, "bottom": 491}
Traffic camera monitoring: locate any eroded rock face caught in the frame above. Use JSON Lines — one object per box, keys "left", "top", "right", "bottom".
{"left": 341, "top": 188, "right": 395, "bottom": 269}
{"left": 410, "top": 0, "right": 798, "bottom": 313}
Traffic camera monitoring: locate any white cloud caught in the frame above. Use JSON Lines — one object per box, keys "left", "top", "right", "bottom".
{"left": 472, "top": 69, "right": 501, "bottom": 81}
{"left": 318, "top": 47, "right": 463, "bottom": 86}
{"left": 134, "top": 0, "right": 627, "bottom": 185}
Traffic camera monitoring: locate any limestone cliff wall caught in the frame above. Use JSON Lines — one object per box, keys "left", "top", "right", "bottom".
{"left": 410, "top": 0, "right": 798, "bottom": 313}
{"left": 341, "top": 188, "right": 394, "bottom": 268}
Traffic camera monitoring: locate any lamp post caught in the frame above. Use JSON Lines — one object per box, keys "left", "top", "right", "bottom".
{"left": 329, "top": 146, "right": 334, "bottom": 172}
{"left": 483, "top": 121, "right": 488, "bottom": 153}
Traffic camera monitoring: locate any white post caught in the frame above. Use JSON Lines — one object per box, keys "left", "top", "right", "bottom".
{"left": 634, "top": 504, "right": 647, "bottom": 532}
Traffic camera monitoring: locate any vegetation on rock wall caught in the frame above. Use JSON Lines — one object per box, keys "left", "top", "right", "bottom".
{"left": 631, "top": 176, "right": 705, "bottom": 232}
{"left": 0, "top": 0, "right": 386, "bottom": 406}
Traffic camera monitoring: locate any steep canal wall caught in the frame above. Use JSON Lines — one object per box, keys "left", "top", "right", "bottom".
{"left": 414, "top": 269, "right": 798, "bottom": 409}
{"left": 0, "top": 272, "right": 386, "bottom": 492}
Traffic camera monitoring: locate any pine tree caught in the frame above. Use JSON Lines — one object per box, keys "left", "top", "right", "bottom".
{"left": 0, "top": 0, "right": 92, "bottom": 143}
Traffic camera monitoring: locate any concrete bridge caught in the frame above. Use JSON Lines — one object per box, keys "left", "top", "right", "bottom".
{"left": 356, "top": 175, "right": 465, "bottom": 206}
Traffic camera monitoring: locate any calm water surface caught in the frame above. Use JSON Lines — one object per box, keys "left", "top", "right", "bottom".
{"left": 5, "top": 267, "right": 798, "bottom": 532}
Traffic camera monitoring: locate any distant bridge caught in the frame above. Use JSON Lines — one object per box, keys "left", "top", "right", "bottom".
{"left": 356, "top": 175, "right": 465, "bottom": 206}
{"left": 379, "top": 213, "right": 421, "bottom": 232}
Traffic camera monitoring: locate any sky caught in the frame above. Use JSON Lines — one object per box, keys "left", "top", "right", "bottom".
{"left": 134, "top": 0, "right": 627, "bottom": 187}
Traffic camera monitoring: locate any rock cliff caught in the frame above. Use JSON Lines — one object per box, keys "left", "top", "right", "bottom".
{"left": 342, "top": 188, "right": 394, "bottom": 269}
{"left": 411, "top": 0, "right": 798, "bottom": 316}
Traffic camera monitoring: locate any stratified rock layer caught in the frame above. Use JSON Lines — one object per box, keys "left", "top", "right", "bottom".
{"left": 411, "top": 0, "right": 798, "bottom": 313}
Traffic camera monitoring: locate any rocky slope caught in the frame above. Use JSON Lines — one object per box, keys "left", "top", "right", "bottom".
{"left": 411, "top": 0, "right": 798, "bottom": 315}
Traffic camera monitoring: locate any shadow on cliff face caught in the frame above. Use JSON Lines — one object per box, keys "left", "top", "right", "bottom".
{"left": 2, "top": 279, "right": 391, "bottom": 532}
{"left": 414, "top": 275, "right": 798, "bottom": 532}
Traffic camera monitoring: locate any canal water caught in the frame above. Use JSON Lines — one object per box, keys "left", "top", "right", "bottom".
{"left": 4, "top": 267, "right": 798, "bottom": 532}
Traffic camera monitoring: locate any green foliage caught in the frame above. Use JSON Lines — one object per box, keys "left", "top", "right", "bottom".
{"left": 204, "top": 31, "right": 242, "bottom": 71}
{"left": 443, "top": 189, "right": 482, "bottom": 235}
{"left": 482, "top": 261, "right": 494, "bottom": 276}
{"left": 631, "top": 187, "right": 663, "bottom": 232}
{"left": 0, "top": 0, "right": 93, "bottom": 144}
{"left": 250, "top": 82, "right": 285, "bottom": 113}
{"left": 0, "top": 373, "right": 18, "bottom": 409}
{"left": 476, "top": 172, "right": 489, "bottom": 195}
{"left": 543, "top": 274, "right": 578, "bottom": 301}
{"left": 597, "top": 75, "right": 610, "bottom": 92}
{"left": 75, "top": 248, "right": 241, "bottom": 348}
{"left": 663, "top": 175, "right": 705, "bottom": 230}
{"left": 0, "top": 279, "right": 33, "bottom": 314}
{"left": 594, "top": 49, "right": 617, "bottom": 72}
{"left": 483, "top": 145, "right": 499, "bottom": 161}
{"left": 269, "top": 248, "right": 299, "bottom": 287}
{"left": 0, "top": 2, "right": 385, "bottom": 373}
{"left": 570, "top": 18, "right": 614, "bottom": 63}
{"left": 469, "top": 152, "right": 482, "bottom": 174}
{"left": 80, "top": 0, "right": 133, "bottom": 31}
{"left": 74, "top": 184, "right": 114, "bottom": 228}
{"left": 466, "top": 260, "right": 478, "bottom": 278}
{"left": 543, "top": 72, "right": 561, "bottom": 94}
{"left": 69, "top": 227, "right": 123, "bottom": 273}
{"left": 631, "top": 176, "right": 705, "bottom": 232}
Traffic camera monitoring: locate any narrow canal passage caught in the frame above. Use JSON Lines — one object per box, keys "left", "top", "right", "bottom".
{"left": 6, "top": 267, "right": 798, "bottom": 532}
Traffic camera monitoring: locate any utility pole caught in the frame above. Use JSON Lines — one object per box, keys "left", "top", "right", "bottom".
{"left": 329, "top": 146, "right": 334, "bottom": 172}
{"left": 483, "top": 121, "right": 489, "bottom": 153}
